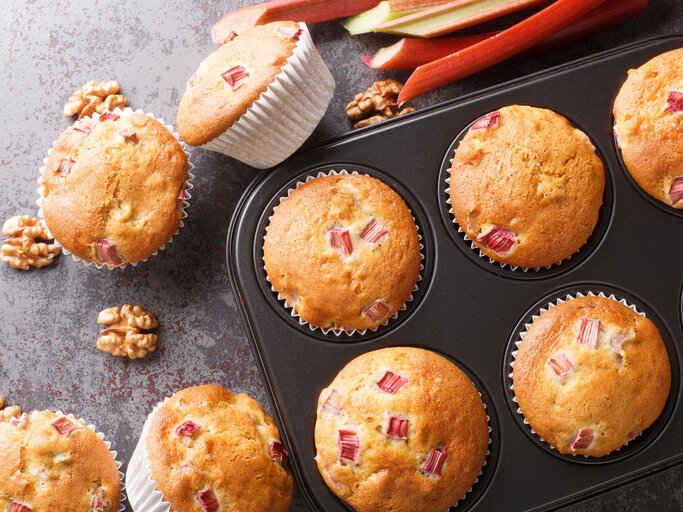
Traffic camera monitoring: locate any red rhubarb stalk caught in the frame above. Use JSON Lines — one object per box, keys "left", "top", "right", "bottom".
{"left": 212, "top": 0, "right": 382, "bottom": 43}
{"left": 375, "top": 0, "right": 549, "bottom": 39}
{"left": 390, "top": 0, "right": 450, "bottom": 10}
{"left": 398, "top": 0, "right": 608, "bottom": 103}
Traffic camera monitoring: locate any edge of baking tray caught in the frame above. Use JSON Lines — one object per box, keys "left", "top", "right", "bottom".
{"left": 227, "top": 34, "right": 683, "bottom": 512}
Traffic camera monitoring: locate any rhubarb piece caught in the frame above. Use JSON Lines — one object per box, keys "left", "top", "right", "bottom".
{"left": 576, "top": 317, "right": 600, "bottom": 348}
{"left": 277, "top": 25, "right": 302, "bottom": 38}
{"left": 471, "top": 110, "right": 500, "bottom": 130}
{"left": 375, "top": 0, "right": 548, "bottom": 38}
{"left": 338, "top": 429, "right": 360, "bottom": 462}
{"left": 570, "top": 428, "right": 594, "bottom": 451}
{"left": 94, "top": 239, "right": 123, "bottom": 267}
{"left": 9, "top": 503, "right": 32, "bottom": 512}
{"left": 224, "top": 31, "right": 238, "bottom": 43}
{"left": 386, "top": 416, "right": 409, "bottom": 440}
{"left": 176, "top": 420, "right": 201, "bottom": 437}
{"left": 56, "top": 157, "right": 76, "bottom": 177}
{"left": 547, "top": 353, "right": 575, "bottom": 377}
{"left": 398, "top": 0, "right": 608, "bottom": 103}
{"left": 221, "top": 65, "right": 250, "bottom": 91}
{"left": 52, "top": 417, "right": 83, "bottom": 436}
{"left": 269, "top": 440, "right": 289, "bottom": 465}
{"left": 99, "top": 111, "right": 120, "bottom": 122}
{"left": 665, "top": 90, "right": 683, "bottom": 113}
{"left": 91, "top": 490, "right": 106, "bottom": 512}
{"left": 476, "top": 226, "right": 516, "bottom": 256}
{"left": 211, "top": 0, "right": 382, "bottom": 44}
{"left": 73, "top": 117, "right": 96, "bottom": 134}
{"left": 119, "top": 128, "right": 138, "bottom": 143}
{"left": 390, "top": 0, "right": 449, "bottom": 10}
{"left": 196, "top": 489, "right": 221, "bottom": 512}
{"left": 329, "top": 228, "right": 353, "bottom": 257}
{"left": 610, "top": 331, "right": 629, "bottom": 356}
{"left": 322, "top": 389, "right": 342, "bottom": 414}
{"left": 187, "top": 73, "right": 197, "bottom": 88}
{"left": 421, "top": 447, "right": 447, "bottom": 477}
{"left": 363, "top": 299, "right": 390, "bottom": 323}
{"left": 627, "top": 431, "right": 639, "bottom": 442}
{"left": 668, "top": 176, "right": 683, "bottom": 206}
{"left": 10, "top": 414, "right": 28, "bottom": 428}
{"left": 360, "top": 217, "right": 389, "bottom": 244}
{"left": 343, "top": 1, "right": 413, "bottom": 35}
{"left": 177, "top": 186, "right": 186, "bottom": 210}
{"left": 376, "top": 370, "right": 409, "bottom": 393}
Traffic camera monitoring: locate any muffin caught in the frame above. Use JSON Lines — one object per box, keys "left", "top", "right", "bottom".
{"left": 39, "top": 109, "right": 190, "bottom": 268}
{"left": 315, "top": 347, "right": 489, "bottom": 512}
{"left": 136, "top": 384, "right": 293, "bottom": 512}
{"left": 613, "top": 48, "right": 683, "bottom": 209}
{"left": 177, "top": 21, "right": 335, "bottom": 169}
{"left": 450, "top": 105, "right": 605, "bottom": 268}
{"left": 263, "top": 173, "right": 421, "bottom": 333}
{"left": 0, "top": 410, "right": 121, "bottom": 511}
{"left": 513, "top": 295, "right": 671, "bottom": 457}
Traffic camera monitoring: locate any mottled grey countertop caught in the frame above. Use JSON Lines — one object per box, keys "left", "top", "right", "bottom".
{"left": 0, "top": 0, "right": 681, "bottom": 510}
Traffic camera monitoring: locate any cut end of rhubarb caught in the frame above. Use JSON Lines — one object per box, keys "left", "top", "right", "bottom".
{"left": 94, "top": 239, "right": 123, "bottom": 267}
{"left": 9, "top": 502, "right": 32, "bottom": 512}
{"left": 421, "top": 447, "right": 447, "bottom": 477}
{"left": 610, "top": 331, "right": 629, "bottom": 356}
{"left": 376, "top": 370, "right": 408, "bottom": 394}
{"left": 665, "top": 90, "right": 683, "bottom": 113}
{"left": 222, "top": 65, "right": 250, "bottom": 91}
{"left": 322, "top": 389, "right": 342, "bottom": 414}
{"left": 627, "top": 431, "right": 640, "bottom": 442}
{"left": 269, "top": 440, "right": 289, "bottom": 465}
{"left": 56, "top": 157, "right": 76, "bottom": 177}
{"left": 224, "top": 31, "right": 238, "bottom": 43}
{"left": 471, "top": 111, "right": 500, "bottom": 130}
{"left": 360, "top": 217, "right": 389, "bottom": 244}
{"left": 329, "top": 228, "right": 353, "bottom": 257}
{"left": 668, "top": 176, "right": 683, "bottom": 206}
{"left": 476, "top": 226, "right": 517, "bottom": 256}
{"left": 176, "top": 420, "right": 201, "bottom": 437}
{"left": 196, "top": 488, "right": 221, "bottom": 512}
{"left": 386, "top": 416, "right": 409, "bottom": 440}
{"left": 338, "top": 429, "right": 360, "bottom": 462}
{"left": 52, "top": 417, "right": 83, "bottom": 436}
{"left": 547, "top": 353, "right": 575, "bottom": 377}
{"left": 99, "top": 111, "right": 120, "bottom": 122}
{"left": 363, "top": 299, "right": 390, "bottom": 324}
{"left": 576, "top": 317, "right": 600, "bottom": 348}
{"left": 119, "top": 128, "right": 138, "bottom": 144}
{"left": 570, "top": 428, "right": 594, "bottom": 451}
{"left": 73, "top": 118, "right": 95, "bottom": 134}
{"left": 91, "top": 490, "right": 106, "bottom": 512}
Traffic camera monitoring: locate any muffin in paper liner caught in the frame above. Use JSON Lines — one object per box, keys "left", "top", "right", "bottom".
{"left": 125, "top": 399, "right": 171, "bottom": 512}
{"left": 201, "top": 22, "right": 335, "bottom": 169}
{"left": 263, "top": 169, "right": 424, "bottom": 337}
{"left": 507, "top": 291, "right": 647, "bottom": 457}
{"left": 35, "top": 107, "right": 195, "bottom": 270}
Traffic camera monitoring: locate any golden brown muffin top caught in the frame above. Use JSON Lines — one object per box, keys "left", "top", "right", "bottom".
{"left": 315, "top": 347, "right": 489, "bottom": 512}
{"left": 613, "top": 48, "right": 683, "bottom": 209}
{"left": 263, "top": 174, "right": 421, "bottom": 332}
{"left": 177, "top": 21, "right": 301, "bottom": 146}
{"left": 40, "top": 110, "right": 189, "bottom": 267}
{"left": 147, "top": 384, "right": 293, "bottom": 512}
{"left": 0, "top": 410, "right": 120, "bottom": 511}
{"left": 513, "top": 295, "right": 671, "bottom": 457}
{"left": 450, "top": 105, "right": 605, "bottom": 268}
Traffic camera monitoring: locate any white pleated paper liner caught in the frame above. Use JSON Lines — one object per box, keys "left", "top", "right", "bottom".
{"left": 201, "top": 22, "right": 335, "bottom": 169}
{"left": 126, "top": 398, "right": 172, "bottom": 512}
{"left": 262, "top": 169, "right": 425, "bottom": 338}
{"left": 36, "top": 107, "right": 195, "bottom": 270}
{"left": 507, "top": 291, "right": 647, "bottom": 459}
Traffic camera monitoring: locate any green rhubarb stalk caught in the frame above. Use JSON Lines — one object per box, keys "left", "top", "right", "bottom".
{"left": 343, "top": 1, "right": 417, "bottom": 35}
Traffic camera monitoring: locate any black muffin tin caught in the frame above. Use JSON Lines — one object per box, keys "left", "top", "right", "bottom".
{"left": 227, "top": 36, "right": 683, "bottom": 511}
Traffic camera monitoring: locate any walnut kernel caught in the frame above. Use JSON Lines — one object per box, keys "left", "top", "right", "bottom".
{"left": 97, "top": 305, "right": 159, "bottom": 359}
{"left": 1, "top": 215, "right": 59, "bottom": 270}
{"left": 63, "top": 80, "right": 127, "bottom": 119}
{"left": 0, "top": 405, "right": 22, "bottom": 422}
{"left": 346, "top": 79, "right": 413, "bottom": 129}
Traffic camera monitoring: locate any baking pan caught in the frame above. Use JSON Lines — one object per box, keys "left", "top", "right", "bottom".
{"left": 227, "top": 36, "right": 683, "bottom": 511}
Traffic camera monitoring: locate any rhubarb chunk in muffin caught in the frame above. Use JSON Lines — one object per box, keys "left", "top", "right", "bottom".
{"left": 513, "top": 295, "right": 671, "bottom": 457}
{"left": 315, "top": 347, "right": 489, "bottom": 512}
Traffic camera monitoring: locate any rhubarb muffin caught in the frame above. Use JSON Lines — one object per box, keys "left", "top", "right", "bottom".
{"left": 0, "top": 410, "right": 120, "bottom": 511}
{"left": 513, "top": 295, "right": 671, "bottom": 457}
{"left": 613, "top": 48, "right": 683, "bottom": 209}
{"left": 315, "top": 347, "right": 489, "bottom": 512}
{"left": 40, "top": 109, "right": 189, "bottom": 268}
{"left": 263, "top": 173, "right": 421, "bottom": 333}
{"left": 450, "top": 105, "right": 605, "bottom": 268}
{"left": 144, "top": 385, "right": 293, "bottom": 512}
{"left": 177, "top": 21, "right": 334, "bottom": 168}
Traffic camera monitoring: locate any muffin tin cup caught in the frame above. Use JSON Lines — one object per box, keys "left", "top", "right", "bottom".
{"left": 506, "top": 289, "right": 673, "bottom": 463}
{"left": 262, "top": 168, "right": 425, "bottom": 338}
{"left": 441, "top": 111, "right": 611, "bottom": 276}
{"left": 35, "top": 107, "right": 195, "bottom": 270}
{"left": 201, "top": 22, "right": 335, "bottom": 169}
{"left": 125, "top": 398, "right": 172, "bottom": 512}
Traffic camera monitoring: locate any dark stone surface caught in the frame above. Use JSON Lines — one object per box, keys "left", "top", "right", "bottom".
{"left": 0, "top": 0, "right": 681, "bottom": 510}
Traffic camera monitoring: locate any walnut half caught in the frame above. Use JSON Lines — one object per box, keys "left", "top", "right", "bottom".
{"left": 97, "top": 305, "right": 159, "bottom": 359}
{"left": 1, "top": 215, "right": 59, "bottom": 270}
{"left": 346, "top": 79, "right": 414, "bottom": 129}
{"left": 63, "top": 80, "right": 127, "bottom": 119}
